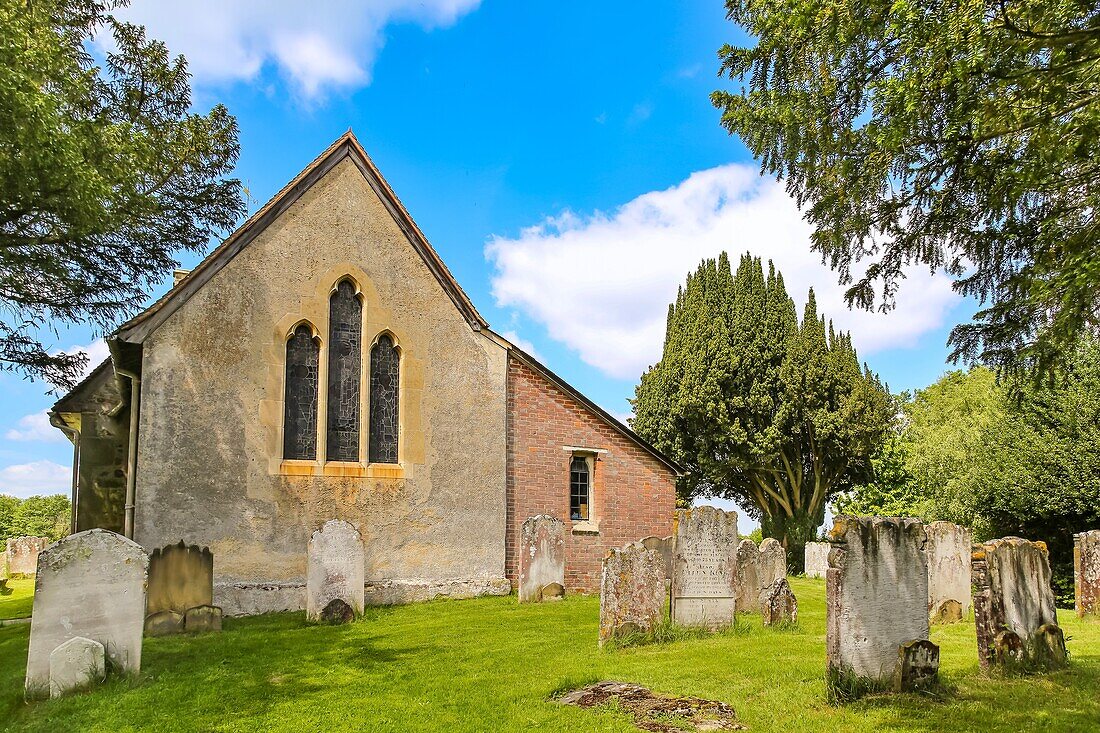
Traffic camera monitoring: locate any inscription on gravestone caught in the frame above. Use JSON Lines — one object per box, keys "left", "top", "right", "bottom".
{"left": 672, "top": 506, "right": 738, "bottom": 629}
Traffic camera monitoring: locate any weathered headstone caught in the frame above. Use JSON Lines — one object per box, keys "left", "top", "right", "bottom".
{"left": 893, "top": 640, "right": 940, "bottom": 693}
{"left": 1074, "top": 529, "right": 1100, "bottom": 618}
{"left": 759, "top": 538, "right": 786, "bottom": 587}
{"left": 761, "top": 578, "right": 797, "bottom": 626}
{"left": 638, "top": 535, "right": 674, "bottom": 587}
{"left": 671, "top": 506, "right": 739, "bottom": 629}
{"left": 144, "top": 609, "right": 184, "bottom": 636}
{"left": 518, "top": 515, "right": 566, "bottom": 603}
{"left": 6, "top": 536, "right": 49, "bottom": 577}
{"left": 972, "top": 537, "right": 1065, "bottom": 669}
{"left": 599, "top": 545, "right": 665, "bottom": 646}
{"left": 184, "top": 605, "right": 223, "bottom": 633}
{"left": 49, "top": 636, "right": 105, "bottom": 699}
{"left": 925, "top": 521, "right": 971, "bottom": 624}
{"left": 826, "top": 516, "right": 934, "bottom": 693}
{"left": 25, "top": 529, "right": 148, "bottom": 699}
{"left": 306, "top": 520, "right": 365, "bottom": 622}
{"left": 805, "top": 542, "right": 829, "bottom": 579}
{"left": 735, "top": 539, "right": 761, "bottom": 613}
{"left": 146, "top": 541, "right": 215, "bottom": 636}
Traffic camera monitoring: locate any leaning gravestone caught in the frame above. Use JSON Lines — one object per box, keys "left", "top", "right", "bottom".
{"left": 599, "top": 545, "right": 665, "bottom": 646}
{"left": 518, "top": 515, "right": 566, "bottom": 603}
{"left": 759, "top": 538, "right": 786, "bottom": 587}
{"left": 925, "top": 521, "right": 971, "bottom": 623}
{"left": 804, "top": 542, "right": 829, "bottom": 579}
{"left": 972, "top": 537, "right": 1065, "bottom": 669}
{"left": 761, "top": 578, "right": 797, "bottom": 626}
{"left": 1075, "top": 530, "right": 1100, "bottom": 618}
{"left": 735, "top": 539, "right": 761, "bottom": 613}
{"left": 146, "top": 541, "right": 215, "bottom": 635}
{"left": 49, "top": 636, "right": 105, "bottom": 699}
{"left": 6, "top": 536, "right": 49, "bottom": 577}
{"left": 826, "top": 516, "right": 936, "bottom": 694}
{"left": 671, "top": 506, "right": 739, "bottom": 629}
{"left": 25, "top": 529, "right": 148, "bottom": 699}
{"left": 307, "top": 520, "right": 365, "bottom": 622}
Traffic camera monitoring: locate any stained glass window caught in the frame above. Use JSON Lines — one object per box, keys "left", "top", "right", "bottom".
{"left": 283, "top": 324, "right": 319, "bottom": 460}
{"left": 326, "top": 280, "right": 362, "bottom": 462}
{"left": 369, "top": 334, "right": 400, "bottom": 463}
{"left": 570, "top": 456, "right": 590, "bottom": 521}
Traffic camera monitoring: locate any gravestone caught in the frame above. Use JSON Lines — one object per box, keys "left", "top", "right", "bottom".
{"left": 826, "top": 516, "right": 934, "bottom": 692}
{"left": 637, "top": 535, "right": 674, "bottom": 587}
{"left": 25, "top": 529, "right": 148, "bottom": 699}
{"left": 144, "top": 609, "right": 184, "bottom": 636}
{"left": 735, "top": 539, "right": 761, "bottom": 613}
{"left": 972, "top": 537, "right": 1064, "bottom": 669}
{"left": 49, "top": 636, "right": 106, "bottom": 699}
{"left": 759, "top": 538, "right": 786, "bottom": 587}
{"left": 599, "top": 545, "right": 665, "bottom": 646}
{"left": 518, "top": 515, "right": 566, "bottom": 603}
{"left": 146, "top": 541, "right": 215, "bottom": 636}
{"left": 1075, "top": 530, "right": 1100, "bottom": 618}
{"left": 761, "top": 578, "right": 797, "bottom": 626}
{"left": 671, "top": 506, "right": 739, "bottom": 629}
{"left": 804, "top": 542, "right": 829, "bottom": 579}
{"left": 925, "top": 521, "right": 971, "bottom": 623}
{"left": 184, "top": 605, "right": 223, "bottom": 633}
{"left": 893, "top": 640, "right": 940, "bottom": 693}
{"left": 6, "top": 536, "right": 49, "bottom": 577}
{"left": 306, "top": 520, "right": 365, "bottom": 622}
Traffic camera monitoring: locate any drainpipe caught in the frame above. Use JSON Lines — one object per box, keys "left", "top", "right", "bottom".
{"left": 116, "top": 368, "right": 141, "bottom": 540}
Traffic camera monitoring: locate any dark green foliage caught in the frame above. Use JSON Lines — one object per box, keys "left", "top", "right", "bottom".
{"left": 0, "top": 0, "right": 244, "bottom": 388}
{"left": 633, "top": 253, "right": 890, "bottom": 570}
{"left": 0, "top": 495, "right": 71, "bottom": 543}
{"left": 713, "top": 0, "right": 1100, "bottom": 380}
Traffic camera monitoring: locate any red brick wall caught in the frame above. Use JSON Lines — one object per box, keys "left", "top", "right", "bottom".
{"left": 506, "top": 355, "right": 677, "bottom": 592}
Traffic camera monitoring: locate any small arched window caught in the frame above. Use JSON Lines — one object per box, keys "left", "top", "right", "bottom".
{"left": 283, "top": 324, "right": 319, "bottom": 460}
{"left": 326, "top": 280, "right": 362, "bottom": 462}
{"left": 369, "top": 334, "right": 400, "bottom": 463}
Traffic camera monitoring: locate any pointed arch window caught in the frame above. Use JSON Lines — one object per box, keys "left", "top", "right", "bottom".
{"left": 326, "top": 280, "right": 362, "bottom": 462}
{"left": 283, "top": 324, "right": 319, "bottom": 460}
{"left": 369, "top": 334, "right": 400, "bottom": 463}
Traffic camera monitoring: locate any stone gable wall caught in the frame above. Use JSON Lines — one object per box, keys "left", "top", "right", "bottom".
{"left": 505, "top": 357, "right": 677, "bottom": 592}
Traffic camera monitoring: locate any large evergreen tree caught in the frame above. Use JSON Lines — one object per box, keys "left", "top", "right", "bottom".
{"left": 633, "top": 253, "right": 890, "bottom": 567}
{"left": 1, "top": 0, "right": 245, "bottom": 387}
{"left": 712, "top": 0, "right": 1100, "bottom": 379}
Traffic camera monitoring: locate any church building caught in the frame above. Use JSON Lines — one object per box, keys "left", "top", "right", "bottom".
{"left": 49, "top": 132, "right": 679, "bottom": 615}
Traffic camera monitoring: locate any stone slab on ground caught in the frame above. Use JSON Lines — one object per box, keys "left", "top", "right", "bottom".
{"left": 557, "top": 681, "right": 744, "bottom": 732}
{"left": 825, "top": 516, "right": 929, "bottom": 687}
{"left": 1075, "top": 530, "right": 1100, "bottom": 618}
{"left": 48, "top": 636, "right": 105, "bottom": 699}
{"left": 804, "top": 542, "right": 829, "bottom": 579}
{"left": 972, "top": 536, "right": 1064, "bottom": 669}
{"left": 925, "top": 521, "right": 971, "bottom": 623}
{"left": 25, "top": 529, "right": 148, "bottom": 699}
{"left": 672, "top": 506, "right": 738, "bottom": 629}
{"left": 599, "top": 546, "right": 665, "bottom": 646}
{"left": 306, "top": 520, "right": 365, "bottom": 621}
{"left": 518, "top": 515, "right": 566, "bottom": 603}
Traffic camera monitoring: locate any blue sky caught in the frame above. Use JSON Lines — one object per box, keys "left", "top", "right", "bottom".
{"left": 1, "top": 0, "right": 973, "bottom": 512}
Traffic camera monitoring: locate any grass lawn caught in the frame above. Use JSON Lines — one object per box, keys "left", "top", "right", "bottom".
{"left": 0, "top": 579, "right": 34, "bottom": 621}
{"left": 1, "top": 577, "right": 1098, "bottom": 732}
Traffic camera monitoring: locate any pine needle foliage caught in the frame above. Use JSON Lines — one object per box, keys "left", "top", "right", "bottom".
{"left": 632, "top": 253, "right": 890, "bottom": 568}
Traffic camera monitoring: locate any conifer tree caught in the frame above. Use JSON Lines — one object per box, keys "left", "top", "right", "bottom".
{"left": 633, "top": 253, "right": 890, "bottom": 568}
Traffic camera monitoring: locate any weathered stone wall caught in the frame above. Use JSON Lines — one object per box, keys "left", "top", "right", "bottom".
{"left": 925, "top": 521, "right": 971, "bottom": 623}
{"left": 505, "top": 357, "right": 676, "bottom": 592}
{"left": 972, "top": 537, "right": 1060, "bottom": 668}
{"left": 5, "top": 537, "right": 49, "bottom": 577}
{"left": 133, "top": 158, "right": 509, "bottom": 614}
{"left": 804, "top": 542, "right": 829, "bottom": 579}
{"left": 1075, "top": 530, "right": 1100, "bottom": 618}
{"left": 826, "top": 516, "right": 929, "bottom": 683}
{"left": 672, "top": 506, "right": 739, "bottom": 629}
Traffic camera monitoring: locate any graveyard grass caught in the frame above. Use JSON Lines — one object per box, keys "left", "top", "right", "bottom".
{"left": 0, "top": 579, "right": 34, "bottom": 621}
{"left": 1, "top": 578, "right": 1099, "bottom": 732}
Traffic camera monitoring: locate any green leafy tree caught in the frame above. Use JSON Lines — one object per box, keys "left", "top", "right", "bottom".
{"left": 833, "top": 394, "right": 923, "bottom": 517}
{"left": 1, "top": 495, "right": 70, "bottom": 542}
{"left": 633, "top": 253, "right": 890, "bottom": 568}
{"left": 0, "top": 494, "right": 19, "bottom": 541}
{"left": 713, "top": 0, "right": 1100, "bottom": 378}
{"left": 1, "top": 0, "right": 244, "bottom": 387}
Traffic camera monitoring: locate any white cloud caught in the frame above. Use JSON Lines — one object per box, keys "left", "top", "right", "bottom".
{"left": 499, "top": 330, "right": 544, "bottom": 363}
{"left": 108, "top": 0, "right": 481, "bottom": 99}
{"left": 0, "top": 461, "right": 70, "bottom": 499}
{"left": 5, "top": 412, "right": 65, "bottom": 443}
{"left": 486, "top": 165, "right": 959, "bottom": 380}
{"left": 50, "top": 338, "right": 110, "bottom": 385}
